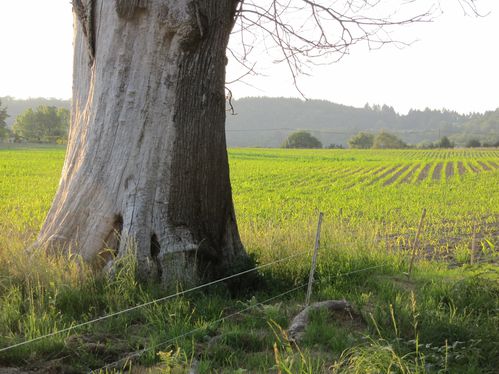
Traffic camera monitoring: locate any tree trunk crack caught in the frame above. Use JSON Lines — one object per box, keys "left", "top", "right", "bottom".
{"left": 73, "top": 0, "right": 96, "bottom": 63}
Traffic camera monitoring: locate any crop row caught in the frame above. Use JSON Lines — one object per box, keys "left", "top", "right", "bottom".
{"left": 337, "top": 159, "right": 499, "bottom": 187}
{"left": 388, "top": 149, "right": 499, "bottom": 160}
{"left": 230, "top": 147, "right": 499, "bottom": 262}
{"left": 1, "top": 146, "right": 497, "bottom": 266}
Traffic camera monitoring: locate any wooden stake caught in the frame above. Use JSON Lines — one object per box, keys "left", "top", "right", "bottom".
{"left": 408, "top": 208, "right": 426, "bottom": 278}
{"left": 383, "top": 220, "right": 390, "bottom": 254}
{"left": 306, "top": 212, "right": 323, "bottom": 306}
{"left": 470, "top": 221, "right": 477, "bottom": 265}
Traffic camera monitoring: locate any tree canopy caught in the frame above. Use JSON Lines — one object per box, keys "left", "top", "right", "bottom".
{"left": 0, "top": 99, "right": 8, "bottom": 140}
{"left": 282, "top": 131, "right": 322, "bottom": 149}
{"left": 435, "top": 136, "right": 454, "bottom": 148}
{"left": 372, "top": 131, "right": 407, "bottom": 149}
{"left": 348, "top": 131, "right": 408, "bottom": 149}
{"left": 348, "top": 132, "right": 374, "bottom": 149}
{"left": 13, "top": 106, "right": 69, "bottom": 143}
{"left": 0, "top": 97, "right": 71, "bottom": 127}
{"left": 466, "top": 139, "right": 481, "bottom": 148}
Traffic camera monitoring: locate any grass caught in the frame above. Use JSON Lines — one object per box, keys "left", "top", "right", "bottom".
{"left": 0, "top": 146, "right": 498, "bottom": 372}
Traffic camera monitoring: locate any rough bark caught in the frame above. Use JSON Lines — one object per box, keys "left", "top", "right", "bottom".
{"left": 37, "top": 0, "right": 246, "bottom": 286}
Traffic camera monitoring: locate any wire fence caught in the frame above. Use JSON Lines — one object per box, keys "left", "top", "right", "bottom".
{"left": 91, "top": 283, "right": 309, "bottom": 373}
{"left": 91, "top": 263, "right": 386, "bottom": 373}
{"left": 0, "top": 237, "right": 391, "bottom": 371}
{"left": 0, "top": 220, "right": 493, "bottom": 356}
{"left": 0, "top": 248, "right": 312, "bottom": 354}
{"left": 0, "top": 211, "right": 494, "bottom": 358}
{"left": 2, "top": 209, "right": 490, "bottom": 372}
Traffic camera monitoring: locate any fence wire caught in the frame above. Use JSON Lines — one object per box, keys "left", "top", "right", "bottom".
{"left": 0, "top": 249, "right": 311, "bottom": 353}
{"left": 91, "top": 263, "right": 386, "bottom": 373}
{"left": 91, "top": 283, "right": 309, "bottom": 373}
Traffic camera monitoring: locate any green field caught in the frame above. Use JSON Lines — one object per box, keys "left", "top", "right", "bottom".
{"left": 0, "top": 146, "right": 498, "bottom": 373}
{"left": 231, "top": 148, "right": 499, "bottom": 264}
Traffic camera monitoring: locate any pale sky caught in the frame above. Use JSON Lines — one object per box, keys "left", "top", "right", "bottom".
{"left": 0, "top": 1, "right": 498, "bottom": 114}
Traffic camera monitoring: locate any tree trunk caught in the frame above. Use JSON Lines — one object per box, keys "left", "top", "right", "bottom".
{"left": 37, "top": 0, "right": 247, "bottom": 286}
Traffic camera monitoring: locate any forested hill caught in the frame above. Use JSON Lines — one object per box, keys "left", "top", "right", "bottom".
{"left": 1, "top": 97, "right": 71, "bottom": 127}
{"left": 2, "top": 96, "right": 497, "bottom": 147}
{"left": 226, "top": 97, "right": 499, "bottom": 147}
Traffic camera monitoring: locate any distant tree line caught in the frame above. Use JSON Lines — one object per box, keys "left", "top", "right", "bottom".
{"left": 12, "top": 106, "right": 69, "bottom": 143}
{"left": 0, "top": 97, "right": 71, "bottom": 144}
{"left": 282, "top": 129, "right": 494, "bottom": 150}
{"left": 0, "top": 99, "right": 9, "bottom": 141}
{"left": 283, "top": 130, "right": 408, "bottom": 149}
{"left": 0, "top": 97, "right": 70, "bottom": 127}
{"left": 0, "top": 101, "right": 69, "bottom": 144}
{"left": 415, "top": 135, "right": 498, "bottom": 149}
{"left": 226, "top": 98, "right": 499, "bottom": 148}
{"left": 348, "top": 131, "right": 408, "bottom": 149}
{"left": 2, "top": 96, "right": 499, "bottom": 147}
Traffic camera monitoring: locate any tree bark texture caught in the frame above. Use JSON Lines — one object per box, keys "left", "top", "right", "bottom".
{"left": 37, "top": 0, "right": 246, "bottom": 286}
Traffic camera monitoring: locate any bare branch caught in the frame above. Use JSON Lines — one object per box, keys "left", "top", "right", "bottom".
{"left": 225, "top": 86, "right": 236, "bottom": 115}
{"left": 227, "top": 0, "right": 483, "bottom": 96}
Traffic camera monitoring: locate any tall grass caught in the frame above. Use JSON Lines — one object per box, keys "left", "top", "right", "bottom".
{"left": 0, "top": 147, "right": 497, "bottom": 372}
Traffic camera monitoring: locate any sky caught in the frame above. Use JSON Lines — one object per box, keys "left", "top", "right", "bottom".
{"left": 0, "top": 1, "right": 498, "bottom": 115}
